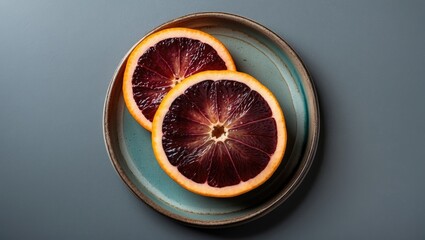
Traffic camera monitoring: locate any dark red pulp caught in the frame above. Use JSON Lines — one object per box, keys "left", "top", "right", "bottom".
{"left": 162, "top": 80, "right": 278, "bottom": 188}
{"left": 131, "top": 37, "right": 228, "bottom": 121}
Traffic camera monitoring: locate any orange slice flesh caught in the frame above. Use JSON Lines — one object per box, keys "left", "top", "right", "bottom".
{"left": 152, "top": 70, "right": 287, "bottom": 198}
{"left": 123, "top": 28, "right": 236, "bottom": 131}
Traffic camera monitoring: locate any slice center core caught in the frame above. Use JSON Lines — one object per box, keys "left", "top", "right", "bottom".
{"left": 172, "top": 77, "right": 182, "bottom": 86}
{"left": 211, "top": 125, "right": 227, "bottom": 139}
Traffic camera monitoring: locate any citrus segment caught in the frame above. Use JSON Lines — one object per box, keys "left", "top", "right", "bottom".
{"left": 152, "top": 70, "right": 287, "bottom": 197}
{"left": 123, "top": 28, "right": 236, "bottom": 131}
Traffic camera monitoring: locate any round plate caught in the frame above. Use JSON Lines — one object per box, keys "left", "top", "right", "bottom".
{"left": 103, "top": 12, "right": 319, "bottom": 227}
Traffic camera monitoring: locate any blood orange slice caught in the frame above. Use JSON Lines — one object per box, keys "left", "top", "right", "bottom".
{"left": 123, "top": 28, "right": 236, "bottom": 131}
{"left": 152, "top": 70, "right": 287, "bottom": 198}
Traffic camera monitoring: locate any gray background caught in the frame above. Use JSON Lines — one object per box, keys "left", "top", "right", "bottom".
{"left": 1, "top": 0, "right": 424, "bottom": 239}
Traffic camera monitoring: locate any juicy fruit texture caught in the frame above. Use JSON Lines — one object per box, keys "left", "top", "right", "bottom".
{"left": 162, "top": 80, "right": 277, "bottom": 187}
{"left": 152, "top": 70, "right": 286, "bottom": 198}
{"left": 123, "top": 28, "right": 236, "bottom": 131}
{"left": 132, "top": 38, "right": 227, "bottom": 121}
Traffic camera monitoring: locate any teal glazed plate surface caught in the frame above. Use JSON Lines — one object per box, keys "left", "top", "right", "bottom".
{"left": 103, "top": 12, "right": 320, "bottom": 227}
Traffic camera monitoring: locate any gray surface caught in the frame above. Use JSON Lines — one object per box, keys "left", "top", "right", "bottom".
{"left": 1, "top": 0, "right": 424, "bottom": 239}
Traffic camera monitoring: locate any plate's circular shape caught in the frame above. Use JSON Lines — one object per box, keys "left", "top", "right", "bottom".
{"left": 103, "top": 12, "right": 320, "bottom": 227}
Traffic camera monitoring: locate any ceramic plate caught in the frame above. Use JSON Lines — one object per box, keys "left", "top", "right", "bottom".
{"left": 103, "top": 12, "right": 319, "bottom": 227}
